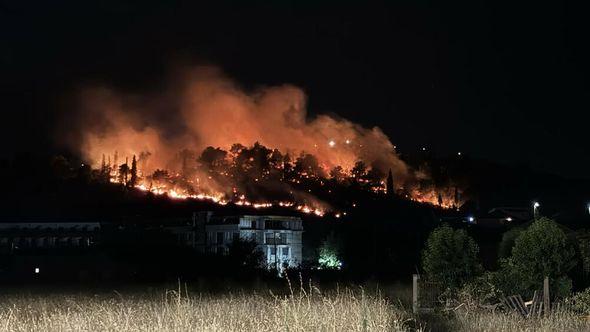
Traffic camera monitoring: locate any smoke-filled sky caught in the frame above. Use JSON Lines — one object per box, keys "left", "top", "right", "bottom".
{"left": 1, "top": 0, "right": 589, "bottom": 178}
{"left": 77, "top": 66, "right": 407, "bottom": 177}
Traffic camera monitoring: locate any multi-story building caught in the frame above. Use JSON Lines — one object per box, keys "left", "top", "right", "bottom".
{"left": 195, "top": 212, "right": 303, "bottom": 269}
{"left": 0, "top": 222, "right": 100, "bottom": 253}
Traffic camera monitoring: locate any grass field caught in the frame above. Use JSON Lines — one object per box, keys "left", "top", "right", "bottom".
{"left": 0, "top": 283, "right": 588, "bottom": 331}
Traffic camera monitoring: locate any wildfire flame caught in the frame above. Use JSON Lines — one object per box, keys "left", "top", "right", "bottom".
{"left": 73, "top": 66, "right": 462, "bottom": 214}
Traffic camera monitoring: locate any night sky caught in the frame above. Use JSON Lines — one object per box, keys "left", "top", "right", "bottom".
{"left": 1, "top": 0, "right": 588, "bottom": 178}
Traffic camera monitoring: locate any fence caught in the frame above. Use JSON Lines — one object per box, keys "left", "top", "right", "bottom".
{"left": 412, "top": 274, "right": 553, "bottom": 317}
{"left": 412, "top": 274, "right": 443, "bottom": 314}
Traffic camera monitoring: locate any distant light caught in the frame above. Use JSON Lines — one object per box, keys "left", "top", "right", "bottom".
{"left": 533, "top": 202, "right": 540, "bottom": 208}
{"left": 457, "top": 152, "right": 462, "bottom": 156}
{"left": 468, "top": 216, "right": 475, "bottom": 223}
{"left": 345, "top": 139, "right": 351, "bottom": 145}
{"left": 34, "top": 267, "right": 40, "bottom": 274}
{"left": 505, "top": 217, "right": 512, "bottom": 222}
{"left": 328, "top": 140, "right": 336, "bottom": 148}
{"left": 422, "top": 147, "right": 426, "bottom": 151}
{"left": 587, "top": 203, "right": 590, "bottom": 215}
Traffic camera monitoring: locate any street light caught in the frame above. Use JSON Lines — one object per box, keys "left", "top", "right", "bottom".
{"left": 533, "top": 201, "right": 540, "bottom": 219}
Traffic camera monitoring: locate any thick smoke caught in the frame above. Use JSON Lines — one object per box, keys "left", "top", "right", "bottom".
{"left": 77, "top": 66, "right": 408, "bottom": 179}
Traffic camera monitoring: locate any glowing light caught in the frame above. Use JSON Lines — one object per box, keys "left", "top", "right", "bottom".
{"left": 34, "top": 267, "right": 40, "bottom": 274}
{"left": 328, "top": 140, "right": 336, "bottom": 148}
{"left": 345, "top": 139, "right": 351, "bottom": 144}
{"left": 505, "top": 217, "right": 512, "bottom": 222}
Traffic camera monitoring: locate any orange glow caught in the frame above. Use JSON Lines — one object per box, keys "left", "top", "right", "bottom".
{"left": 77, "top": 66, "right": 461, "bottom": 215}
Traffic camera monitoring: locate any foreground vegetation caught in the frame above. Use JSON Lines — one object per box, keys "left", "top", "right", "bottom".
{"left": 0, "top": 285, "right": 410, "bottom": 332}
{"left": 0, "top": 284, "right": 589, "bottom": 332}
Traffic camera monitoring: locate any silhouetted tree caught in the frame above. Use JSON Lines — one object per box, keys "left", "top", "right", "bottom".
{"left": 230, "top": 143, "right": 246, "bottom": 156}
{"left": 282, "top": 153, "right": 294, "bottom": 180}
{"left": 386, "top": 169, "right": 394, "bottom": 196}
{"left": 199, "top": 147, "right": 228, "bottom": 173}
{"left": 97, "top": 154, "right": 111, "bottom": 182}
{"left": 118, "top": 161, "right": 129, "bottom": 185}
{"left": 351, "top": 161, "right": 367, "bottom": 180}
{"left": 329, "top": 166, "right": 346, "bottom": 182}
{"left": 129, "top": 155, "right": 138, "bottom": 187}
{"left": 365, "top": 167, "right": 384, "bottom": 187}
{"left": 295, "top": 153, "right": 324, "bottom": 178}
{"left": 227, "top": 238, "right": 264, "bottom": 270}
{"left": 113, "top": 151, "right": 118, "bottom": 173}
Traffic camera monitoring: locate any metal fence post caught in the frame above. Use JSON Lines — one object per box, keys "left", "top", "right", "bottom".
{"left": 543, "top": 276, "right": 550, "bottom": 317}
{"left": 413, "top": 274, "right": 419, "bottom": 314}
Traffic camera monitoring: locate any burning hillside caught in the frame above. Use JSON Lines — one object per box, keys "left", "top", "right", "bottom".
{"left": 69, "top": 66, "right": 463, "bottom": 214}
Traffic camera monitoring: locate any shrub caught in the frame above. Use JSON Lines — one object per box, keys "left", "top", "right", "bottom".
{"left": 459, "top": 272, "right": 505, "bottom": 306}
{"left": 502, "top": 217, "right": 576, "bottom": 298}
{"left": 565, "top": 288, "right": 590, "bottom": 315}
{"left": 422, "top": 225, "right": 481, "bottom": 288}
{"left": 318, "top": 232, "right": 342, "bottom": 269}
{"left": 497, "top": 227, "right": 523, "bottom": 259}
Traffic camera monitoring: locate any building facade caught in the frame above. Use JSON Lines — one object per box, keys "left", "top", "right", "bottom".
{"left": 0, "top": 222, "right": 100, "bottom": 253}
{"left": 195, "top": 212, "right": 303, "bottom": 269}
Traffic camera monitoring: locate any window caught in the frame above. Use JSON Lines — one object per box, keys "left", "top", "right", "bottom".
{"left": 282, "top": 247, "right": 289, "bottom": 256}
{"left": 216, "top": 232, "right": 224, "bottom": 244}
{"left": 270, "top": 247, "right": 277, "bottom": 255}
{"left": 265, "top": 232, "right": 287, "bottom": 245}
{"left": 232, "top": 232, "right": 240, "bottom": 241}
{"left": 265, "top": 220, "right": 285, "bottom": 229}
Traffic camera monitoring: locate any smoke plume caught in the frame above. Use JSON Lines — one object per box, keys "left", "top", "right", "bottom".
{"left": 76, "top": 66, "right": 408, "bottom": 179}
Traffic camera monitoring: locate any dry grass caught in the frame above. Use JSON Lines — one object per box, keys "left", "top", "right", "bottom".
{"left": 1, "top": 282, "right": 589, "bottom": 331}
{"left": 0, "top": 284, "right": 415, "bottom": 332}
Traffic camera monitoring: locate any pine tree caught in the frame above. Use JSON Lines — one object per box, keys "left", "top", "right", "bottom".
{"left": 386, "top": 169, "right": 394, "bottom": 196}
{"left": 129, "top": 155, "right": 138, "bottom": 187}
{"left": 99, "top": 154, "right": 110, "bottom": 182}
{"left": 113, "top": 151, "right": 119, "bottom": 179}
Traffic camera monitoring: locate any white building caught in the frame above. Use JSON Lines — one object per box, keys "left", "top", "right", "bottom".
{"left": 195, "top": 212, "right": 303, "bottom": 269}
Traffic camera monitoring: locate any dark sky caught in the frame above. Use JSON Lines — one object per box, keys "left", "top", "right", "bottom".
{"left": 1, "top": 0, "right": 589, "bottom": 178}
